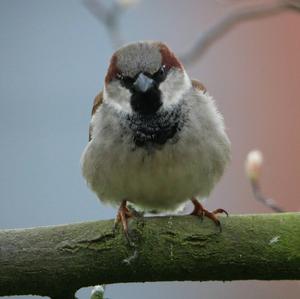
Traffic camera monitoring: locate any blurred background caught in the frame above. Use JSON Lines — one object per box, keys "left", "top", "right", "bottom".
{"left": 0, "top": 0, "right": 299, "bottom": 298}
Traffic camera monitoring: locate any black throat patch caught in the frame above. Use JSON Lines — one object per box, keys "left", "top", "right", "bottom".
{"left": 123, "top": 103, "right": 185, "bottom": 149}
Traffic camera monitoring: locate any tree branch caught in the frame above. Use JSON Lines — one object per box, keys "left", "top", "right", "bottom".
{"left": 83, "top": 0, "right": 138, "bottom": 49}
{"left": 180, "top": 0, "right": 300, "bottom": 66}
{"left": 83, "top": 0, "right": 300, "bottom": 65}
{"left": 0, "top": 213, "right": 299, "bottom": 297}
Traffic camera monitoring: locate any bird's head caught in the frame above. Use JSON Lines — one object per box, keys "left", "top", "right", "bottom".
{"left": 104, "top": 41, "right": 191, "bottom": 115}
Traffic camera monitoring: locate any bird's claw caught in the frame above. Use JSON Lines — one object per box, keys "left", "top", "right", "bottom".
{"left": 190, "top": 198, "right": 228, "bottom": 232}
{"left": 113, "top": 200, "right": 135, "bottom": 246}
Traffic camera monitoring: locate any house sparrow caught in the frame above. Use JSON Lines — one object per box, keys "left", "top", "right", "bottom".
{"left": 81, "top": 41, "right": 231, "bottom": 239}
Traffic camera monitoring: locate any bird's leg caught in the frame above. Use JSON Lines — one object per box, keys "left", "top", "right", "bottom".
{"left": 114, "top": 199, "right": 134, "bottom": 244}
{"left": 190, "top": 197, "right": 228, "bottom": 231}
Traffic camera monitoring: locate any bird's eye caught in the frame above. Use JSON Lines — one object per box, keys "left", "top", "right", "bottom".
{"left": 117, "top": 73, "right": 135, "bottom": 89}
{"left": 153, "top": 65, "right": 167, "bottom": 83}
{"left": 160, "top": 65, "right": 166, "bottom": 75}
{"left": 116, "top": 73, "right": 124, "bottom": 81}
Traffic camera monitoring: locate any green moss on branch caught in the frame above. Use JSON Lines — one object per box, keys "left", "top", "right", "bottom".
{"left": 0, "top": 213, "right": 299, "bottom": 298}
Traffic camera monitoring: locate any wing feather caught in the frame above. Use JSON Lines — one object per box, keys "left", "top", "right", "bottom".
{"left": 89, "top": 91, "right": 103, "bottom": 141}
{"left": 191, "top": 79, "right": 206, "bottom": 93}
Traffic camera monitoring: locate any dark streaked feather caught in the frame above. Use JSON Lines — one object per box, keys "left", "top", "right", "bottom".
{"left": 191, "top": 79, "right": 206, "bottom": 93}
{"left": 89, "top": 91, "right": 103, "bottom": 141}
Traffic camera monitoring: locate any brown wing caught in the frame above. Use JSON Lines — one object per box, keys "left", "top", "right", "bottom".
{"left": 89, "top": 91, "right": 103, "bottom": 141}
{"left": 191, "top": 79, "right": 207, "bottom": 94}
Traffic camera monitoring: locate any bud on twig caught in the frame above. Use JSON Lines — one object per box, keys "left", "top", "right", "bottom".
{"left": 245, "top": 150, "right": 263, "bottom": 181}
{"left": 245, "top": 149, "right": 284, "bottom": 213}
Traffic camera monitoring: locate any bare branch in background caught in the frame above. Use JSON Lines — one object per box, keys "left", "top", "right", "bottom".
{"left": 83, "top": 0, "right": 139, "bottom": 49}
{"left": 181, "top": 0, "right": 300, "bottom": 65}
{"left": 245, "top": 150, "right": 285, "bottom": 213}
{"left": 83, "top": 0, "right": 300, "bottom": 65}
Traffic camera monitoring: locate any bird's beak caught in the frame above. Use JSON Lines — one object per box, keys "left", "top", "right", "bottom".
{"left": 133, "top": 73, "right": 154, "bottom": 93}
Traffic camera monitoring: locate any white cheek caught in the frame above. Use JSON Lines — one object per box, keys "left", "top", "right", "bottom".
{"left": 160, "top": 70, "right": 191, "bottom": 108}
{"left": 104, "top": 83, "right": 132, "bottom": 113}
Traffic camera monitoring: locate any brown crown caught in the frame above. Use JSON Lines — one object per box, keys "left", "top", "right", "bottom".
{"left": 158, "top": 43, "right": 183, "bottom": 71}
{"left": 105, "top": 54, "right": 119, "bottom": 85}
{"left": 104, "top": 42, "right": 183, "bottom": 85}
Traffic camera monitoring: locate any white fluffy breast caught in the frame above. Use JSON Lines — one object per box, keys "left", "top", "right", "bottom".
{"left": 81, "top": 88, "right": 230, "bottom": 211}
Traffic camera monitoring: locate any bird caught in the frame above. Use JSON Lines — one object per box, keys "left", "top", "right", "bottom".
{"left": 81, "top": 41, "right": 231, "bottom": 240}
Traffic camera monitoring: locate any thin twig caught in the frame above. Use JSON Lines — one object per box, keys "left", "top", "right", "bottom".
{"left": 83, "top": 0, "right": 300, "bottom": 62}
{"left": 180, "top": 0, "right": 300, "bottom": 66}
{"left": 245, "top": 150, "right": 285, "bottom": 213}
{"left": 83, "top": 0, "right": 138, "bottom": 49}
{"left": 250, "top": 180, "right": 285, "bottom": 212}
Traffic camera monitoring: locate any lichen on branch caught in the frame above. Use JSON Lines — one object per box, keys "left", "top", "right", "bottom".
{"left": 0, "top": 213, "right": 299, "bottom": 298}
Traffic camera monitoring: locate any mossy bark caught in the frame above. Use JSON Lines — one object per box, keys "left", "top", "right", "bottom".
{"left": 0, "top": 213, "right": 299, "bottom": 298}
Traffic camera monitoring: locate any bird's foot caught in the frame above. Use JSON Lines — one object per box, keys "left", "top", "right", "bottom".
{"left": 113, "top": 199, "right": 135, "bottom": 245}
{"left": 190, "top": 197, "right": 228, "bottom": 232}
